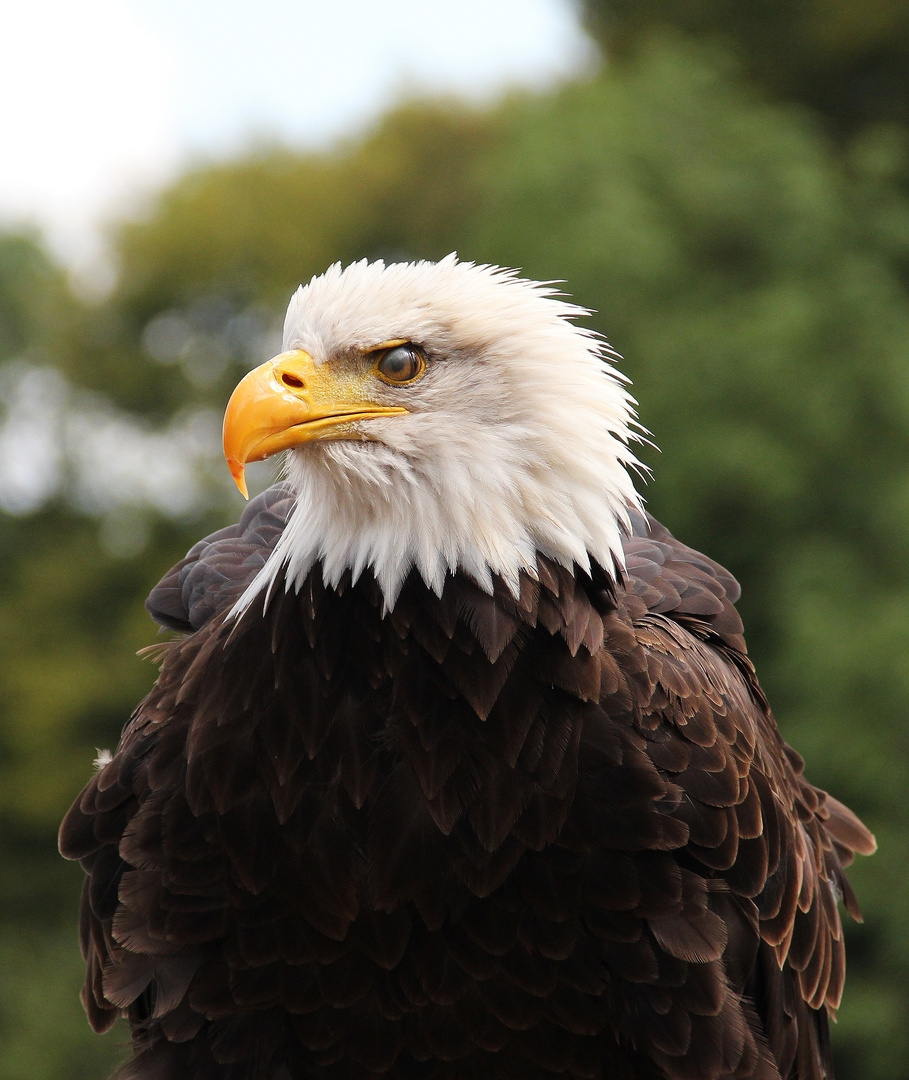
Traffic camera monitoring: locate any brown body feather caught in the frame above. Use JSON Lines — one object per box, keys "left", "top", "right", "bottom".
{"left": 60, "top": 485, "right": 874, "bottom": 1080}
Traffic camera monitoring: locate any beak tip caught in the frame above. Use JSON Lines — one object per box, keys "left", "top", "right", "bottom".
{"left": 227, "top": 460, "right": 249, "bottom": 500}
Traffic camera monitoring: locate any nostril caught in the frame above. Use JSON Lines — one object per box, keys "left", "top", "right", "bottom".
{"left": 281, "top": 373, "right": 305, "bottom": 389}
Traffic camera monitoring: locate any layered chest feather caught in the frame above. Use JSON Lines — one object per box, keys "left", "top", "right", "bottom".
{"left": 138, "top": 565, "right": 652, "bottom": 918}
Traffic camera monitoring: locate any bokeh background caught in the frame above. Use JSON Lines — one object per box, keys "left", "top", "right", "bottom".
{"left": 2, "top": 2, "right": 908, "bottom": 1077}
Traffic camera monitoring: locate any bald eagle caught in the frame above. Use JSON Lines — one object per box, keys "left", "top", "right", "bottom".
{"left": 60, "top": 257, "right": 874, "bottom": 1080}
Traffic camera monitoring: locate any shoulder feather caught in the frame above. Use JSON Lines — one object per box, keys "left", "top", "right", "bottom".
{"left": 146, "top": 483, "right": 294, "bottom": 632}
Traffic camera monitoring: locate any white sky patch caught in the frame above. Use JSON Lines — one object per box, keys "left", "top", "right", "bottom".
{"left": 0, "top": 0, "right": 593, "bottom": 267}
{"left": 133, "top": 0, "right": 594, "bottom": 152}
{"left": 0, "top": 0, "right": 178, "bottom": 268}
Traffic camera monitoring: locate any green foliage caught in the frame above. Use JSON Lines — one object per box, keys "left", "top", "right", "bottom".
{"left": 581, "top": 0, "right": 909, "bottom": 138}
{"left": 0, "top": 924, "right": 123, "bottom": 1080}
{"left": 0, "top": 233, "right": 71, "bottom": 363}
{"left": 2, "top": 28, "right": 908, "bottom": 1080}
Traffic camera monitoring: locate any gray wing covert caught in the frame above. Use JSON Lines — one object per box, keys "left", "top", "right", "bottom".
{"left": 146, "top": 483, "right": 295, "bottom": 632}
{"left": 623, "top": 509, "right": 745, "bottom": 653}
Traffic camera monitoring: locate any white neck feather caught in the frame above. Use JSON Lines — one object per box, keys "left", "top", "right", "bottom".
{"left": 232, "top": 256, "right": 645, "bottom": 616}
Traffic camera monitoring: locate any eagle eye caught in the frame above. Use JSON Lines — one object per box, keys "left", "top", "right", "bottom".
{"left": 375, "top": 344, "right": 425, "bottom": 385}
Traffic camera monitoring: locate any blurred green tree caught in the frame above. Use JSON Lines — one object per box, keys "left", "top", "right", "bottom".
{"left": 1, "top": 28, "right": 907, "bottom": 1080}
{"left": 581, "top": 0, "right": 909, "bottom": 138}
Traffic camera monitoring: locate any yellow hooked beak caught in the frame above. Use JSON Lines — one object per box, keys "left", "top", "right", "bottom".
{"left": 222, "top": 350, "right": 407, "bottom": 498}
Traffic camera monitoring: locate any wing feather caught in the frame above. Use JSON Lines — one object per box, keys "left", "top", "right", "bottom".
{"left": 610, "top": 519, "right": 874, "bottom": 1078}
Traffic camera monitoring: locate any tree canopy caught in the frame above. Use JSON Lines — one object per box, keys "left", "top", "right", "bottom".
{"left": 581, "top": 0, "right": 909, "bottom": 138}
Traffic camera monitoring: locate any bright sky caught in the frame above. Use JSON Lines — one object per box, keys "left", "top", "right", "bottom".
{"left": 1, "top": 0, "right": 594, "bottom": 268}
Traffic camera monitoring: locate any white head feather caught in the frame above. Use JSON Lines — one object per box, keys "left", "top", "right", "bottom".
{"left": 234, "top": 255, "right": 645, "bottom": 614}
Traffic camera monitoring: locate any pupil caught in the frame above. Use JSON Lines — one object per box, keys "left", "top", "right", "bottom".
{"left": 382, "top": 346, "right": 417, "bottom": 380}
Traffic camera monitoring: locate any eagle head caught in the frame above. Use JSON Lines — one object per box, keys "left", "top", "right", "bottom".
{"left": 223, "top": 255, "right": 644, "bottom": 609}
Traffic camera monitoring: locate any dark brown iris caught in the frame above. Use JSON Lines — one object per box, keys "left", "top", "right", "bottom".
{"left": 375, "top": 344, "right": 425, "bottom": 385}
